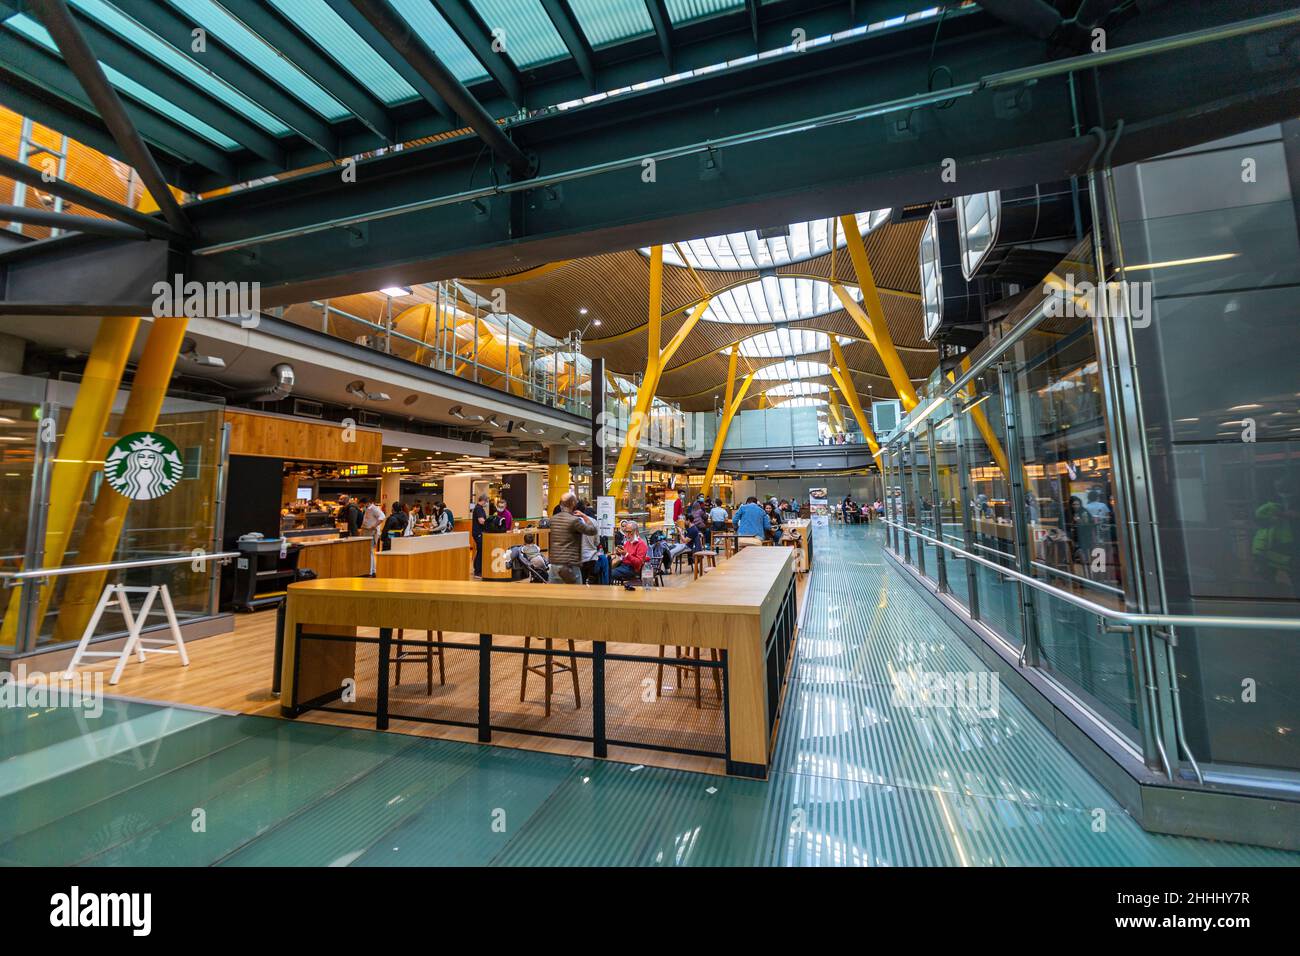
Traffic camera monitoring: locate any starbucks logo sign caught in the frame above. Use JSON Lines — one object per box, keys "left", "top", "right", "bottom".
{"left": 104, "top": 432, "right": 184, "bottom": 500}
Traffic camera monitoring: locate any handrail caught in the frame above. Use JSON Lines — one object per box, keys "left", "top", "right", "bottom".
{"left": 0, "top": 551, "right": 239, "bottom": 583}
{"left": 883, "top": 520, "right": 1300, "bottom": 632}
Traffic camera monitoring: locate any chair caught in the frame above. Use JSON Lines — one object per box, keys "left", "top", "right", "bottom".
{"left": 520, "top": 637, "right": 582, "bottom": 716}
{"left": 655, "top": 645, "right": 723, "bottom": 708}
{"left": 646, "top": 542, "right": 667, "bottom": 587}
{"left": 692, "top": 550, "right": 718, "bottom": 578}
{"left": 393, "top": 630, "right": 445, "bottom": 693}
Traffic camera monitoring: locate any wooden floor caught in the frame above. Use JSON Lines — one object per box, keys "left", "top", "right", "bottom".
{"left": 73, "top": 560, "right": 806, "bottom": 776}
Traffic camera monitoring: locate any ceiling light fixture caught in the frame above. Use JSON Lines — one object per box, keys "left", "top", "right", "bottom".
{"left": 380, "top": 286, "right": 412, "bottom": 297}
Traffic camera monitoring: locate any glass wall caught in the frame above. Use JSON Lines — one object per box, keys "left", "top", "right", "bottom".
{"left": 0, "top": 374, "right": 226, "bottom": 655}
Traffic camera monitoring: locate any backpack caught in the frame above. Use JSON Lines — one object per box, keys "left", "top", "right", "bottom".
{"left": 485, "top": 514, "right": 505, "bottom": 534}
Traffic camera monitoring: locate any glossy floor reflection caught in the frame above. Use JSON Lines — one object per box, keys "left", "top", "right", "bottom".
{"left": 2, "top": 525, "right": 1297, "bottom": 866}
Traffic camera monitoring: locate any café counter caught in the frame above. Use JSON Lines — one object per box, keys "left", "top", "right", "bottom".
{"left": 280, "top": 545, "right": 798, "bottom": 778}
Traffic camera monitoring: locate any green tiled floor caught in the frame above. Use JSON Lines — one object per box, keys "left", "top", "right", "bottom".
{"left": 2, "top": 525, "right": 1297, "bottom": 866}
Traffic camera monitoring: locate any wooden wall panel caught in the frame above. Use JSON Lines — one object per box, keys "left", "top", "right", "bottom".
{"left": 224, "top": 409, "right": 382, "bottom": 464}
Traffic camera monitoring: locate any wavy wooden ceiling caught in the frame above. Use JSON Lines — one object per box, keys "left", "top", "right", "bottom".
{"left": 460, "top": 217, "right": 936, "bottom": 413}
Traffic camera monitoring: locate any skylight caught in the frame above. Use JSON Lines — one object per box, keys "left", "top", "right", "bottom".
{"left": 736, "top": 329, "right": 852, "bottom": 359}
{"left": 701, "top": 277, "right": 862, "bottom": 324}
{"left": 765, "top": 381, "right": 830, "bottom": 397}
{"left": 644, "top": 210, "right": 890, "bottom": 271}
{"left": 753, "top": 360, "right": 832, "bottom": 381}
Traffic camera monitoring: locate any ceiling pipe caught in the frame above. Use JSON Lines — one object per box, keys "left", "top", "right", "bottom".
{"left": 230, "top": 363, "right": 295, "bottom": 403}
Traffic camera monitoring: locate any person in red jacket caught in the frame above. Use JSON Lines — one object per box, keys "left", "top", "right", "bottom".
{"left": 611, "top": 520, "right": 648, "bottom": 583}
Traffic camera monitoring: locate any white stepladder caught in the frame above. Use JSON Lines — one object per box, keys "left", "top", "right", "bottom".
{"left": 63, "top": 582, "right": 188, "bottom": 685}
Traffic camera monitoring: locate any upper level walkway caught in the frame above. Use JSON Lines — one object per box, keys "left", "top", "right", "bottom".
{"left": 1, "top": 525, "right": 1295, "bottom": 866}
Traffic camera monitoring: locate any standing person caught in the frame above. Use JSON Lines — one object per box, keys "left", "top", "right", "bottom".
{"left": 471, "top": 493, "right": 489, "bottom": 578}
{"left": 359, "top": 496, "right": 385, "bottom": 546}
{"left": 496, "top": 498, "right": 514, "bottom": 531}
{"left": 734, "top": 496, "right": 770, "bottom": 547}
{"left": 611, "top": 520, "right": 648, "bottom": 584}
{"left": 548, "top": 491, "right": 596, "bottom": 584}
{"left": 435, "top": 502, "right": 453, "bottom": 534}
{"left": 337, "top": 494, "right": 361, "bottom": 536}
{"left": 382, "top": 501, "right": 407, "bottom": 550}
{"left": 672, "top": 490, "right": 685, "bottom": 524}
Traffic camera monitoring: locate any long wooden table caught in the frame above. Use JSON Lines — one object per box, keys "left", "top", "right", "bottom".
{"left": 281, "top": 546, "right": 797, "bottom": 778}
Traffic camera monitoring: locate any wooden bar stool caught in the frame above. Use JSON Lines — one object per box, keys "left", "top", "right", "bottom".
{"left": 692, "top": 550, "right": 718, "bottom": 578}
{"left": 520, "top": 637, "right": 581, "bottom": 716}
{"left": 656, "top": 646, "right": 722, "bottom": 707}
{"left": 656, "top": 645, "right": 693, "bottom": 700}
{"left": 394, "top": 630, "right": 444, "bottom": 693}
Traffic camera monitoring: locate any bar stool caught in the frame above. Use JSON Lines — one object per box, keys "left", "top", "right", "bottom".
{"left": 655, "top": 645, "right": 722, "bottom": 708}
{"left": 692, "top": 550, "right": 718, "bottom": 578}
{"left": 520, "top": 637, "right": 581, "bottom": 716}
{"left": 394, "top": 630, "right": 445, "bottom": 693}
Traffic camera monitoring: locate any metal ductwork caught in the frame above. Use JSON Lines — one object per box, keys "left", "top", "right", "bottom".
{"left": 231, "top": 363, "right": 295, "bottom": 403}
{"left": 919, "top": 206, "right": 984, "bottom": 349}
{"left": 955, "top": 181, "right": 1089, "bottom": 284}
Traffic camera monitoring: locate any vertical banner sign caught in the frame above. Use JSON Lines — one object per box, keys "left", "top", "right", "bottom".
{"left": 596, "top": 496, "right": 616, "bottom": 537}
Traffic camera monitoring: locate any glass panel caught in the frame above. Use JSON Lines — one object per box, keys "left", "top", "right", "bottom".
{"left": 5, "top": 15, "right": 241, "bottom": 148}
{"left": 468, "top": 0, "right": 569, "bottom": 68}
{"left": 168, "top": 0, "right": 350, "bottom": 120}
{"left": 388, "top": 0, "right": 489, "bottom": 83}
{"left": 1012, "top": 317, "right": 1125, "bottom": 605}
{"left": 266, "top": 0, "right": 418, "bottom": 106}
{"left": 957, "top": 375, "right": 1022, "bottom": 646}
{"left": 1114, "top": 125, "right": 1300, "bottom": 781}
{"left": 69, "top": 0, "right": 292, "bottom": 135}
{"left": 665, "top": 0, "right": 745, "bottom": 25}
{"left": 0, "top": 375, "right": 48, "bottom": 653}
{"left": 701, "top": 277, "right": 861, "bottom": 324}
{"left": 567, "top": 0, "right": 653, "bottom": 47}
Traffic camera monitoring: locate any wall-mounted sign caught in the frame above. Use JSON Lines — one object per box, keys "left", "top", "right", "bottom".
{"left": 104, "top": 431, "right": 183, "bottom": 500}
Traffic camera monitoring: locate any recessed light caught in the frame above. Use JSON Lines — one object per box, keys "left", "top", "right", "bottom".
{"left": 380, "top": 286, "right": 411, "bottom": 297}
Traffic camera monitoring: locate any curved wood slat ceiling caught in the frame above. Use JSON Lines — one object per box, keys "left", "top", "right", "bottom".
{"left": 460, "top": 218, "right": 937, "bottom": 412}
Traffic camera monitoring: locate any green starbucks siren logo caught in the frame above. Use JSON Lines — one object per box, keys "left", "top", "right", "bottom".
{"left": 104, "top": 432, "right": 184, "bottom": 500}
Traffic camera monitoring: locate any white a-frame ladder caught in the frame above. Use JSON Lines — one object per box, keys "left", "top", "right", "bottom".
{"left": 63, "top": 583, "right": 188, "bottom": 685}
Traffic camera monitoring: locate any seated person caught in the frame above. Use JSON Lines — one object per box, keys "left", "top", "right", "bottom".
{"left": 511, "top": 532, "right": 549, "bottom": 580}
{"left": 610, "top": 520, "right": 648, "bottom": 583}
{"left": 663, "top": 523, "right": 695, "bottom": 571}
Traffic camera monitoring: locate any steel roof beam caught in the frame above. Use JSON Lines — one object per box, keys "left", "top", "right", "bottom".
{"left": 118, "top": 0, "right": 337, "bottom": 159}
{"left": 29, "top": 0, "right": 191, "bottom": 235}
{"left": 0, "top": 204, "right": 147, "bottom": 239}
{"left": 432, "top": 0, "right": 524, "bottom": 105}
{"left": 540, "top": 0, "right": 598, "bottom": 91}
{"left": 218, "top": 0, "right": 395, "bottom": 144}
{"left": 0, "top": 28, "right": 233, "bottom": 183}
{"left": 349, "top": 0, "right": 531, "bottom": 177}
{"left": 321, "top": 0, "right": 458, "bottom": 125}
{"left": 0, "top": 154, "right": 186, "bottom": 241}
{"left": 643, "top": 0, "right": 675, "bottom": 72}
{"left": 61, "top": 3, "right": 285, "bottom": 164}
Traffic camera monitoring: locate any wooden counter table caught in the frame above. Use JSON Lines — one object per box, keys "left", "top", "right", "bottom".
{"left": 780, "top": 519, "right": 813, "bottom": 573}
{"left": 375, "top": 532, "right": 472, "bottom": 580}
{"left": 281, "top": 546, "right": 798, "bottom": 778}
{"left": 292, "top": 536, "right": 372, "bottom": 579}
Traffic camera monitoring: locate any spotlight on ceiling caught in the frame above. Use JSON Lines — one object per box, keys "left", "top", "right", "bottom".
{"left": 178, "top": 337, "right": 226, "bottom": 368}
{"left": 380, "top": 286, "right": 411, "bottom": 297}
{"left": 448, "top": 404, "right": 485, "bottom": 423}
{"left": 578, "top": 307, "right": 588, "bottom": 315}
{"left": 346, "top": 380, "right": 390, "bottom": 401}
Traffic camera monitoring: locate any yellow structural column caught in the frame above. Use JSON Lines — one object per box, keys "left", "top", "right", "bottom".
{"left": 701, "top": 348, "right": 742, "bottom": 496}
{"left": 608, "top": 248, "right": 710, "bottom": 502}
{"left": 827, "top": 337, "right": 881, "bottom": 455}
{"left": 837, "top": 213, "right": 919, "bottom": 410}
{"left": 701, "top": 366, "right": 755, "bottom": 497}
{"left": 2, "top": 316, "right": 140, "bottom": 645}
{"left": 826, "top": 384, "right": 846, "bottom": 434}
{"left": 52, "top": 316, "right": 189, "bottom": 645}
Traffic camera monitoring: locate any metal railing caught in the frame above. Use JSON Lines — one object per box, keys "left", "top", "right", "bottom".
{"left": 0, "top": 551, "right": 239, "bottom": 585}
{"left": 884, "top": 520, "right": 1300, "bottom": 632}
